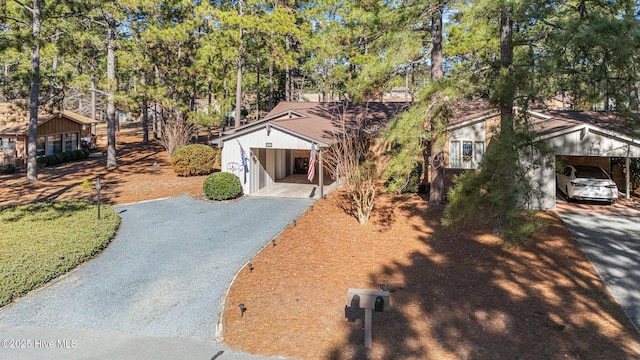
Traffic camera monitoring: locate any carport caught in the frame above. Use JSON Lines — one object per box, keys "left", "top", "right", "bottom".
{"left": 443, "top": 104, "right": 640, "bottom": 211}
{"left": 530, "top": 110, "right": 640, "bottom": 209}
{"left": 213, "top": 101, "right": 407, "bottom": 198}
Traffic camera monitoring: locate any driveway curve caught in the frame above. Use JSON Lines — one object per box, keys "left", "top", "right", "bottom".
{"left": 0, "top": 194, "right": 313, "bottom": 360}
{"left": 557, "top": 202, "right": 640, "bottom": 334}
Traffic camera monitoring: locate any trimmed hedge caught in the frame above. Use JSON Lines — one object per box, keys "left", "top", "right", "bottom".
{"left": 37, "top": 149, "right": 90, "bottom": 168}
{"left": 203, "top": 172, "right": 243, "bottom": 200}
{"left": 171, "top": 144, "right": 218, "bottom": 176}
{"left": 0, "top": 164, "right": 16, "bottom": 174}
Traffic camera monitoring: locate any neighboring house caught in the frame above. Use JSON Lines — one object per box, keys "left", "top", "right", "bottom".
{"left": 213, "top": 101, "right": 408, "bottom": 197}
{"left": 444, "top": 101, "right": 640, "bottom": 210}
{"left": 0, "top": 102, "right": 98, "bottom": 167}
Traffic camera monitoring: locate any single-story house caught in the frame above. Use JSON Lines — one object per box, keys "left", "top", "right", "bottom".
{"left": 213, "top": 101, "right": 408, "bottom": 197}
{"left": 444, "top": 101, "right": 640, "bottom": 210}
{"left": 0, "top": 102, "right": 98, "bottom": 167}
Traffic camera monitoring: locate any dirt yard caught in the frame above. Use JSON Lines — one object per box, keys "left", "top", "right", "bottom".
{"left": 2, "top": 128, "right": 640, "bottom": 359}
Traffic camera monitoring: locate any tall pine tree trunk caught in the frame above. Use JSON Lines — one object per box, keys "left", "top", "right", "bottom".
{"left": 428, "top": 4, "right": 444, "bottom": 206}
{"left": 26, "top": 0, "right": 41, "bottom": 182}
{"left": 494, "top": 7, "right": 517, "bottom": 233}
{"left": 285, "top": 35, "right": 292, "bottom": 102}
{"left": 268, "top": 54, "right": 274, "bottom": 110}
{"left": 90, "top": 62, "right": 97, "bottom": 121}
{"left": 106, "top": 18, "right": 117, "bottom": 167}
{"left": 234, "top": 0, "right": 244, "bottom": 129}
{"left": 141, "top": 75, "right": 149, "bottom": 143}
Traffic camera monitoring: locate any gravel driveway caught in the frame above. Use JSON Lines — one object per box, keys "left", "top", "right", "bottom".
{"left": 558, "top": 204, "right": 640, "bottom": 333}
{"left": 0, "top": 194, "right": 312, "bottom": 360}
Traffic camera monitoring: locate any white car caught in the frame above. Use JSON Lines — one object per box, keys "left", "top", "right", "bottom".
{"left": 556, "top": 165, "right": 618, "bottom": 203}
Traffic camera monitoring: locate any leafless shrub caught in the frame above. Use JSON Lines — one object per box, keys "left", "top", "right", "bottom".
{"left": 157, "top": 114, "right": 196, "bottom": 157}
{"left": 323, "top": 104, "right": 378, "bottom": 225}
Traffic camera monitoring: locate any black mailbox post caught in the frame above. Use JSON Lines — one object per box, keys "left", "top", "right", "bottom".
{"left": 346, "top": 289, "right": 390, "bottom": 348}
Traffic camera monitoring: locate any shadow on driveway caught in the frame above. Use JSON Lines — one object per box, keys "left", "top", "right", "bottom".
{"left": 557, "top": 201, "right": 640, "bottom": 333}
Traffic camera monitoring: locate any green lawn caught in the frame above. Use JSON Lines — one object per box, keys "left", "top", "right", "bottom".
{"left": 0, "top": 201, "right": 120, "bottom": 307}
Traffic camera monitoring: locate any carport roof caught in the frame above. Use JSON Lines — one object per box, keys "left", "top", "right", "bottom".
{"left": 447, "top": 101, "right": 640, "bottom": 143}
{"left": 215, "top": 101, "right": 409, "bottom": 146}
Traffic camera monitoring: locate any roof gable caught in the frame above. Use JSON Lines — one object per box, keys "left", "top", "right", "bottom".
{"left": 448, "top": 101, "right": 640, "bottom": 145}
{"left": 216, "top": 101, "right": 408, "bottom": 146}
{"left": 0, "top": 102, "right": 97, "bottom": 135}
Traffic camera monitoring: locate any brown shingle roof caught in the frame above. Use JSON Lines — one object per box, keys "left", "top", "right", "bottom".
{"left": 0, "top": 102, "right": 98, "bottom": 135}
{"left": 531, "top": 110, "right": 632, "bottom": 137}
{"left": 447, "top": 101, "right": 637, "bottom": 139}
{"left": 265, "top": 102, "right": 409, "bottom": 144}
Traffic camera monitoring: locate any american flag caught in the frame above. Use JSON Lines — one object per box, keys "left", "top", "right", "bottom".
{"left": 238, "top": 140, "right": 248, "bottom": 184}
{"left": 240, "top": 143, "right": 247, "bottom": 167}
{"left": 307, "top": 143, "right": 316, "bottom": 182}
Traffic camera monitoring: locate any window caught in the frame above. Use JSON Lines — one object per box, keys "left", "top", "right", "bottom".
{"left": 47, "top": 134, "right": 62, "bottom": 154}
{"left": 474, "top": 142, "right": 485, "bottom": 166}
{"left": 64, "top": 133, "right": 78, "bottom": 152}
{"left": 37, "top": 136, "right": 45, "bottom": 156}
{"left": 71, "top": 133, "right": 78, "bottom": 151}
{"left": 450, "top": 141, "right": 460, "bottom": 168}
{"left": 64, "top": 134, "right": 70, "bottom": 152}
{"left": 462, "top": 142, "right": 473, "bottom": 162}
{"left": 450, "top": 141, "right": 485, "bottom": 169}
{"left": 0, "top": 138, "right": 16, "bottom": 151}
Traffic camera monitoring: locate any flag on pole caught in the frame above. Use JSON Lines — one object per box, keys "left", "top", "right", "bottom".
{"left": 238, "top": 140, "right": 248, "bottom": 184}
{"left": 307, "top": 143, "right": 316, "bottom": 182}
{"left": 239, "top": 142, "right": 247, "bottom": 168}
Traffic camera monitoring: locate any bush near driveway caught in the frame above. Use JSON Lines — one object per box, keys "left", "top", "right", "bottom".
{"left": 0, "top": 201, "right": 120, "bottom": 307}
{"left": 203, "top": 172, "right": 243, "bottom": 200}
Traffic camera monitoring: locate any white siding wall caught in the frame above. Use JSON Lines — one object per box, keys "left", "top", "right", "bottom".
{"left": 449, "top": 122, "right": 487, "bottom": 169}
{"left": 548, "top": 129, "right": 640, "bottom": 157}
{"left": 521, "top": 153, "right": 557, "bottom": 210}
{"left": 450, "top": 122, "right": 486, "bottom": 142}
{"left": 220, "top": 126, "right": 315, "bottom": 195}
{"left": 220, "top": 138, "right": 251, "bottom": 194}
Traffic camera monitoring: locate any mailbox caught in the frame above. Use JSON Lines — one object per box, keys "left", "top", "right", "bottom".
{"left": 345, "top": 288, "right": 391, "bottom": 348}
{"left": 374, "top": 296, "right": 385, "bottom": 312}
{"left": 346, "top": 288, "right": 390, "bottom": 312}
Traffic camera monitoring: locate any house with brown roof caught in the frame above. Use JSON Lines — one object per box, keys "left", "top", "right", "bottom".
{"left": 444, "top": 102, "right": 640, "bottom": 210}
{"left": 0, "top": 102, "right": 98, "bottom": 167}
{"left": 213, "top": 101, "right": 408, "bottom": 197}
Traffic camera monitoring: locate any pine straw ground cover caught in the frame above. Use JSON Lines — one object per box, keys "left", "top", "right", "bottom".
{"left": 222, "top": 192, "right": 640, "bottom": 360}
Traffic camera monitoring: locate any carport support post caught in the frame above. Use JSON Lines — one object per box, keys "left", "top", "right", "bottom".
{"left": 626, "top": 156, "right": 631, "bottom": 200}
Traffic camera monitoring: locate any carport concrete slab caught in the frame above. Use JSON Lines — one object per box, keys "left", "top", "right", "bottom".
{"left": 250, "top": 174, "right": 339, "bottom": 199}
{"left": 558, "top": 205, "right": 640, "bottom": 333}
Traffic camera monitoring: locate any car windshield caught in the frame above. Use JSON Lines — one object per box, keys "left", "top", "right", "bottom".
{"left": 574, "top": 166, "right": 609, "bottom": 179}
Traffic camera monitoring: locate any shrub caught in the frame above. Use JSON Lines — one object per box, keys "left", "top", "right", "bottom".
{"left": 62, "top": 151, "right": 72, "bottom": 162}
{"left": 54, "top": 153, "right": 64, "bottom": 164}
{"left": 36, "top": 155, "right": 47, "bottom": 168}
{"left": 0, "top": 164, "right": 16, "bottom": 174}
{"left": 171, "top": 144, "right": 217, "bottom": 176}
{"left": 203, "top": 172, "right": 243, "bottom": 200}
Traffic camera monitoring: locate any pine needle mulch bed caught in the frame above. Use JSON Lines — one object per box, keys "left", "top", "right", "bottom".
{"left": 0, "top": 134, "right": 207, "bottom": 207}
{"left": 223, "top": 192, "right": 640, "bottom": 360}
